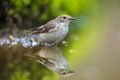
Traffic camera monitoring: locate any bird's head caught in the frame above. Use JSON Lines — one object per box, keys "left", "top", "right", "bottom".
{"left": 56, "top": 14, "right": 75, "bottom": 24}
{"left": 57, "top": 68, "right": 75, "bottom": 76}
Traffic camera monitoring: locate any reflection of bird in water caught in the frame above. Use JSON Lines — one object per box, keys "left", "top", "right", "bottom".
{"left": 25, "top": 46, "right": 74, "bottom": 76}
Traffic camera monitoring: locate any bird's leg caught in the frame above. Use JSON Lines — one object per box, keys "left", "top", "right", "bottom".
{"left": 40, "top": 42, "right": 57, "bottom": 46}
{"left": 50, "top": 42, "right": 57, "bottom": 46}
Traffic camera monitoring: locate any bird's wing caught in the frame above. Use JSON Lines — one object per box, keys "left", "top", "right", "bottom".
{"left": 31, "top": 25, "right": 56, "bottom": 34}
{"left": 24, "top": 54, "right": 57, "bottom": 67}
{"left": 31, "top": 19, "right": 58, "bottom": 34}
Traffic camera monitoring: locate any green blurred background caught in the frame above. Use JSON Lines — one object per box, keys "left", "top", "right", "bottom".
{"left": 0, "top": 0, "right": 120, "bottom": 80}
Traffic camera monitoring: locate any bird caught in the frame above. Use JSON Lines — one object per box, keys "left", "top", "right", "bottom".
{"left": 31, "top": 14, "right": 75, "bottom": 46}
{"left": 24, "top": 46, "right": 75, "bottom": 76}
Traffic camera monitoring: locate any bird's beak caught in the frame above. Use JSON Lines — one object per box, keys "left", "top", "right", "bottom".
{"left": 68, "top": 17, "right": 76, "bottom": 20}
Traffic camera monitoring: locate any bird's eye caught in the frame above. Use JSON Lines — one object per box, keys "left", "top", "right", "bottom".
{"left": 62, "top": 16, "right": 67, "bottom": 19}
{"left": 62, "top": 71, "right": 67, "bottom": 75}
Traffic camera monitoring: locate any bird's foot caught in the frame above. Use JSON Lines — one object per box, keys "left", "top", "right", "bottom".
{"left": 40, "top": 42, "right": 57, "bottom": 46}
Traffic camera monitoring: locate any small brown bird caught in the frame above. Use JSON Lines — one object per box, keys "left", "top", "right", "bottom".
{"left": 31, "top": 14, "right": 75, "bottom": 45}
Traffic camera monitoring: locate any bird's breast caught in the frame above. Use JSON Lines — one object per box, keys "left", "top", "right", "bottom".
{"left": 55, "top": 26, "right": 69, "bottom": 42}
